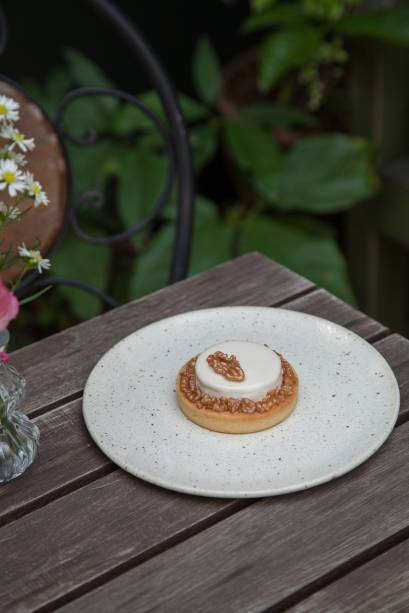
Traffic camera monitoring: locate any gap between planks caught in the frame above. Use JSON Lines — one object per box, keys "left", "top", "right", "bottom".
{"left": 1, "top": 286, "right": 320, "bottom": 530}
{"left": 4, "top": 282, "right": 400, "bottom": 611}
{"left": 274, "top": 525, "right": 409, "bottom": 613}
{"left": 23, "top": 283, "right": 384, "bottom": 420}
{"left": 34, "top": 499, "right": 254, "bottom": 613}
{"left": 33, "top": 336, "right": 407, "bottom": 608}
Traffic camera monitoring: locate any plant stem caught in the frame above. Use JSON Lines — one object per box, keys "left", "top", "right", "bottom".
{"left": 11, "top": 263, "right": 29, "bottom": 292}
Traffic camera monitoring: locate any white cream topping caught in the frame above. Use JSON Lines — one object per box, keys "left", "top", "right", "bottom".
{"left": 195, "top": 341, "right": 282, "bottom": 401}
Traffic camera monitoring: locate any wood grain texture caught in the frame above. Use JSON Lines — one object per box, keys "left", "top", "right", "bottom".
{"left": 2, "top": 330, "right": 404, "bottom": 612}
{"left": 0, "top": 470, "right": 237, "bottom": 612}
{"left": 11, "top": 253, "right": 313, "bottom": 416}
{"left": 0, "top": 254, "right": 399, "bottom": 612}
{"left": 0, "top": 287, "right": 387, "bottom": 528}
{"left": 60, "top": 421, "right": 409, "bottom": 613}
{"left": 374, "top": 333, "right": 409, "bottom": 423}
{"left": 285, "top": 288, "right": 387, "bottom": 342}
{"left": 0, "top": 399, "right": 112, "bottom": 526}
{"left": 289, "top": 538, "right": 409, "bottom": 612}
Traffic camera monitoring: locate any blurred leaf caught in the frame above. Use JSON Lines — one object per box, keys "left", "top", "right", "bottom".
{"left": 277, "top": 134, "right": 378, "bottom": 212}
{"left": 244, "top": 5, "right": 305, "bottom": 31}
{"left": 239, "top": 215, "right": 355, "bottom": 303}
{"left": 239, "top": 103, "right": 317, "bottom": 128}
{"left": 190, "top": 121, "right": 219, "bottom": 171}
{"left": 225, "top": 120, "right": 281, "bottom": 173}
{"left": 63, "top": 96, "right": 110, "bottom": 137}
{"left": 250, "top": 0, "right": 278, "bottom": 12}
{"left": 117, "top": 149, "right": 167, "bottom": 230}
{"left": 68, "top": 141, "right": 117, "bottom": 199}
{"left": 52, "top": 233, "right": 111, "bottom": 319}
{"left": 189, "top": 197, "right": 234, "bottom": 275}
{"left": 192, "top": 36, "right": 221, "bottom": 105}
{"left": 130, "top": 197, "right": 233, "bottom": 298}
{"left": 339, "top": 8, "right": 409, "bottom": 44}
{"left": 22, "top": 67, "right": 72, "bottom": 116}
{"left": 259, "top": 27, "right": 322, "bottom": 92}
{"left": 113, "top": 91, "right": 208, "bottom": 133}
{"left": 254, "top": 166, "right": 282, "bottom": 202}
{"left": 61, "top": 47, "right": 119, "bottom": 135}
{"left": 64, "top": 48, "right": 113, "bottom": 88}
{"left": 130, "top": 223, "right": 173, "bottom": 299}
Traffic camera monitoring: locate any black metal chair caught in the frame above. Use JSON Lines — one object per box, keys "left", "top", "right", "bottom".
{"left": 0, "top": 0, "right": 195, "bottom": 308}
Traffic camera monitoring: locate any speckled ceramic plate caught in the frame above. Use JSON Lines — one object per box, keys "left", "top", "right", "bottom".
{"left": 83, "top": 307, "right": 400, "bottom": 498}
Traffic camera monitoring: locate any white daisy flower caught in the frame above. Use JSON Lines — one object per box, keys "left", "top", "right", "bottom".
{"left": 24, "top": 172, "right": 49, "bottom": 207}
{"left": 0, "top": 148, "right": 27, "bottom": 167}
{"left": 0, "top": 159, "right": 26, "bottom": 197}
{"left": 0, "top": 95, "right": 20, "bottom": 123}
{"left": 7, "top": 150, "right": 27, "bottom": 166}
{"left": 0, "top": 125, "right": 35, "bottom": 152}
{"left": 0, "top": 202, "right": 20, "bottom": 220}
{"left": 18, "top": 243, "right": 51, "bottom": 273}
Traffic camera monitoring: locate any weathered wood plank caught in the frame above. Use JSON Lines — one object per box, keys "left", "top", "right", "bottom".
{"left": 59, "top": 421, "right": 409, "bottom": 613}
{"left": 1, "top": 332, "right": 406, "bottom": 612}
{"left": 289, "top": 539, "right": 409, "bottom": 613}
{"left": 11, "top": 252, "right": 313, "bottom": 416}
{"left": 0, "top": 399, "right": 112, "bottom": 526}
{"left": 0, "top": 256, "right": 398, "bottom": 612}
{"left": 373, "top": 333, "right": 409, "bottom": 423}
{"left": 284, "top": 288, "right": 387, "bottom": 342}
{"left": 0, "top": 471, "right": 237, "bottom": 612}
{"left": 0, "top": 288, "right": 388, "bottom": 527}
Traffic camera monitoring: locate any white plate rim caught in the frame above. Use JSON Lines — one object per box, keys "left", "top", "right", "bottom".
{"left": 83, "top": 306, "right": 400, "bottom": 498}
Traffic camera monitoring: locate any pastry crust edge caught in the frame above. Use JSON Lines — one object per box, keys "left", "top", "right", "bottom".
{"left": 176, "top": 359, "right": 298, "bottom": 434}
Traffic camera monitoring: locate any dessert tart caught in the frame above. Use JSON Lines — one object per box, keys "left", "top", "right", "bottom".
{"left": 176, "top": 341, "right": 298, "bottom": 434}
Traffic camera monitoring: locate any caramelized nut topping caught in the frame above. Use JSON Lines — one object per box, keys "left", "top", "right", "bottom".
{"left": 180, "top": 353, "right": 296, "bottom": 414}
{"left": 207, "top": 351, "right": 245, "bottom": 382}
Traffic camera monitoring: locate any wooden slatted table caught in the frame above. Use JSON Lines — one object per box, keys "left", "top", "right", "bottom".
{"left": 2, "top": 252, "right": 409, "bottom": 612}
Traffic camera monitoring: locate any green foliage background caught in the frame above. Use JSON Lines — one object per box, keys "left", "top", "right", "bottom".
{"left": 13, "top": 0, "right": 409, "bottom": 344}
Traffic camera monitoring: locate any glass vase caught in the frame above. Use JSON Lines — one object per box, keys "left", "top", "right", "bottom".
{"left": 0, "top": 330, "right": 39, "bottom": 484}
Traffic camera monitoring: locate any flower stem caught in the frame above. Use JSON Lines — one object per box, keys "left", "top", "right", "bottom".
{"left": 11, "top": 263, "right": 29, "bottom": 292}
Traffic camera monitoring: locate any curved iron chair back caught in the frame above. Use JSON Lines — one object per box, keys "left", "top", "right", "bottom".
{"left": 0, "top": 0, "right": 194, "bottom": 308}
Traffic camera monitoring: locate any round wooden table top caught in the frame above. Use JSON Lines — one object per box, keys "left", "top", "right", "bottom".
{"left": 0, "top": 80, "right": 68, "bottom": 283}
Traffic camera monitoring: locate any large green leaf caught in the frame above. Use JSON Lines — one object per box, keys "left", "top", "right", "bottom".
{"left": 244, "top": 5, "right": 305, "bottom": 31}
{"left": 68, "top": 141, "right": 117, "bottom": 199}
{"left": 339, "top": 8, "right": 409, "bottom": 44}
{"left": 63, "top": 49, "right": 117, "bottom": 130}
{"left": 192, "top": 36, "right": 221, "bottom": 105}
{"left": 189, "top": 198, "right": 234, "bottom": 276}
{"left": 63, "top": 96, "right": 111, "bottom": 137}
{"left": 64, "top": 48, "right": 113, "bottom": 88}
{"left": 259, "top": 27, "right": 322, "bottom": 92}
{"left": 239, "top": 215, "right": 355, "bottom": 303}
{"left": 250, "top": 0, "right": 278, "bottom": 12}
{"left": 254, "top": 167, "right": 282, "bottom": 203}
{"left": 276, "top": 134, "right": 378, "bottom": 212}
{"left": 225, "top": 120, "right": 282, "bottom": 199}
{"left": 130, "top": 223, "right": 173, "bottom": 300}
{"left": 112, "top": 91, "right": 208, "bottom": 133}
{"left": 225, "top": 120, "right": 281, "bottom": 173}
{"left": 117, "top": 149, "right": 168, "bottom": 230}
{"left": 239, "top": 103, "right": 317, "bottom": 128}
{"left": 52, "top": 233, "right": 111, "bottom": 319}
{"left": 130, "top": 197, "right": 233, "bottom": 299}
{"left": 22, "top": 67, "right": 72, "bottom": 116}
